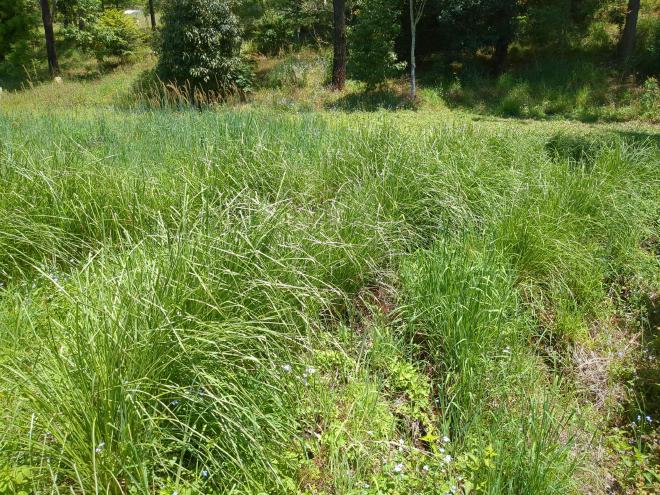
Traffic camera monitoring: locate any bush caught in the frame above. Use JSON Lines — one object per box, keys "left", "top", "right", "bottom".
{"left": 90, "top": 9, "right": 142, "bottom": 63}
{"left": 157, "top": 0, "right": 252, "bottom": 95}
{"left": 253, "top": 10, "right": 295, "bottom": 55}
{"left": 348, "top": 0, "right": 404, "bottom": 88}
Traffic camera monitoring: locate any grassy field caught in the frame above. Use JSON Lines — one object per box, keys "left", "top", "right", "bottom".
{"left": 0, "top": 59, "right": 659, "bottom": 495}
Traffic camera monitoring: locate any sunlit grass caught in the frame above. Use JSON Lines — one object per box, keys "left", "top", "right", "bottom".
{"left": 0, "top": 98, "right": 657, "bottom": 494}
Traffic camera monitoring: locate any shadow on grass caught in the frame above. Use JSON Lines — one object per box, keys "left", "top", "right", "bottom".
{"left": 325, "top": 89, "right": 414, "bottom": 112}
{"left": 612, "top": 129, "right": 660, "bottom": 148}
{"left": 417, "top": 51, "right": 655, "bottom": 124}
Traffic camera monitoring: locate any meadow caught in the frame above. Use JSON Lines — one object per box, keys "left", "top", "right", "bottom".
{"left": 0, "top": 58, "right": 659, "bottom": 494}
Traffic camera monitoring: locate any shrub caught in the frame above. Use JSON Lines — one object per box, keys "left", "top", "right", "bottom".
{"left": 348, "top": 0, "right": 405, "bottom": 88}
{"left": 157, "top": 0, "right": 253, "bottom": 95}
{"left": 90, "top": 9, "right": 142, "bottom": 63}
{"left": 253, "top": 10, "right": 295, "bottom": 55}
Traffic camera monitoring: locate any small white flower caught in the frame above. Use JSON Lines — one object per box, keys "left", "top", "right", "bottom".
{"left": 422, "top": 464, "right": 430, "bottom": 471}
{"left": 95, "top": 441, "right": 105, "bottom": 454}
{"left": 450, "top": 486, "right": 457, "bottom": 493}
{"left": 393, "top": 463, "right": 404, "bottom": 473}
{"left": 306, "top": 366, "right": 317, "bottom": 375}
{"left": 439, "top": 447, "right": 445, "bottom": 454}
{"left": 442, "top": 435, "right": 450, "bottom": 443}
{"left": 503, "top": 346, "right": 511, "bottom": 354}
{"left": 367, "top": 430, "right": 374, "bottom": 436}
{"left": 444, "top": 455, "right": 452, "bottom": 463}
{"left": 363, "top": 483, "right": 370, "bottom": 489}
{"left": 281, "top": 364, "right": 292, "bottom": 373}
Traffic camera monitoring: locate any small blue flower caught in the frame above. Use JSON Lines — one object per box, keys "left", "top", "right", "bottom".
{"left": 200, "top": 469, "right": 209, "bottom": 478}
{"left": 646, "top": 415, "right": 652, "bottom": 423}
{"left": 170, "top": 400, "right": 180, "bottom": 408}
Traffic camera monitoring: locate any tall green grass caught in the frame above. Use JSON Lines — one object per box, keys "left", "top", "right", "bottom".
{"left": 0, "top": 108, "right": 657, "bottom": 494}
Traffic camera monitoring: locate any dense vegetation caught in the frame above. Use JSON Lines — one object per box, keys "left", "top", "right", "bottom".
{"left": 0, "top": 1, "right": 658, "bottom": 494}
{"left": 1, "top": 0, "right": 659, "bottom": 120}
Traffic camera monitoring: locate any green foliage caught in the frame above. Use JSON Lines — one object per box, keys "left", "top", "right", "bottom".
{"left": 89, "top": 9, "right": 142, "bottom": 63}
{"left": 157, "top": 0, "right": 252, "bottom": 93}
{"left": 253, "top": 10, "right": 296, "bottom": 55}
{"left": 437, "top": 0, "right": 520, "bottom": 51}
{"left": 348, "top": 0, "right": 404, "bottom": 88}
{"left": 0, "top": 0, "right": 37, "bottom": 62}
{"left": 519, "top": 0, "right": 602, "bottom": 49}
{"left": 246, "top": 0, "right": 332, "bottom": 50}
{"left": 58, "top": 0, "right": 101, "bottom": 30}
{"left": 634, "top": 8, "right": 660, "bottom": 75}
{"left": 606, "top": 427, "right": 660, "bottom": 494}
{"left": 0, "top": 465, "right": 31, "bottom": 495}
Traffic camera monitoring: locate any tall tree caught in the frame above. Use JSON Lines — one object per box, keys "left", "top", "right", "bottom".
{"left": 148, "top": 0, "right": 156, "bottom": 29}
{"left": 38, "top": 0, "right": 59, "bottom": 75}
{"left": 408, "top": 0, "right": 426, "bottom": 98}
{"left": 619, "top": 0, "right": 641, "bottom": 65}
{"left": 331, "top": 0, "right": 346, "bottom": 90}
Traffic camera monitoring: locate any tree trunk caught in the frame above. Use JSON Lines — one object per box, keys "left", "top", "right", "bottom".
{"left": 409, "top": 0, "right": 416, "bottom": 99}
{"left": 332, "top": 0, "right": 346, "bottom": 90}
{"left": 39, "top": 0, "right": 59, "bottom": 76}
{"left": 492, "top": 36, "right": 510, "bottom": 75}
{"left": 148, "top": 0, "right": 156, "bottom": 30}
{"left": 619, "top": 0, "right": 641, "bottom": 66}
